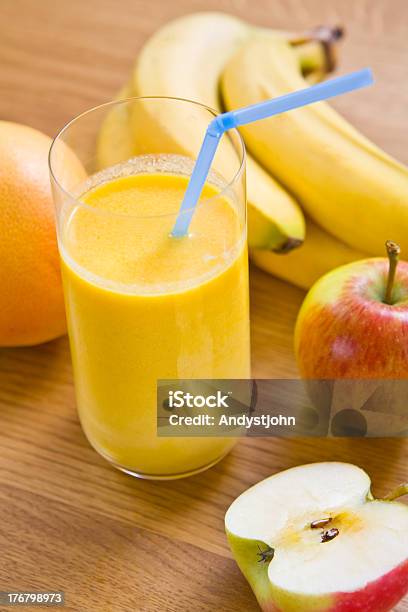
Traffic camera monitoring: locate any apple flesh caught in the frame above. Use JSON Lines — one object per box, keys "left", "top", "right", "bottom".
{"left": 225, "top": 462, "right": 408, "bottom": 611}
{"left": 294, "top": 255, "right": 408, "bottom": 378}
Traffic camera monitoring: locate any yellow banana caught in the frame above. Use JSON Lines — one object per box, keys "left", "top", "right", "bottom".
{"left": 97, "top": 13, "right": 337, "bottom": 252}
{"left": 221, "top": 36, "right": 408, "bottom": 256}
{"left": 133, "top": 12, "right": 304, "bottom": 252}
{"left": 251, "top": 218, "right": 366, "bottom": 290}
{"left": 97, "top": 83, "right": 135, "bottom": 167}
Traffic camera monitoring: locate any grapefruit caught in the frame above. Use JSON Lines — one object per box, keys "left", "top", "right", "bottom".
{"left": 0, "top": 121, "right": 66, "bottom": 346}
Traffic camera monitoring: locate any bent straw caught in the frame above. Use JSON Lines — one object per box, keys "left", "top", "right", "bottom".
{"left": 172, "top": 68, "right": 373, "bottom": 237}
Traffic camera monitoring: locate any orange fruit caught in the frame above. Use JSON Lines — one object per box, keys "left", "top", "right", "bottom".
{"left": 0, "top": 121, "right": 66, "bottom": 346}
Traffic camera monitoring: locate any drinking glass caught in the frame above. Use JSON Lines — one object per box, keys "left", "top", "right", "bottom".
{"left": 49, "top": 97, "right": 250, "bottom": 479}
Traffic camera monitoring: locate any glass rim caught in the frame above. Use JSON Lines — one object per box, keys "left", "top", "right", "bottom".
{"left": 48, "top": 95, "right": 246, "bottom": 220}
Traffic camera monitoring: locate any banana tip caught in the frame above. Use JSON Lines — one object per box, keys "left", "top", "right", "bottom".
{"left": 274, "top": 238, "right": 303, "bottom": 254}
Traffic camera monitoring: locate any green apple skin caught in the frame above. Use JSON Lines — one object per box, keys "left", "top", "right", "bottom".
{"left": 227, "top": 531, "right": 408, "bottom": 612}
{"left": 225, "top": 533, "right": 280, "bottom": 611}
{"left": 294, "top": 257, "right": 408, "bottom": 378}
{"left": 226, "top": 531, "right": 331, "bottom": 611}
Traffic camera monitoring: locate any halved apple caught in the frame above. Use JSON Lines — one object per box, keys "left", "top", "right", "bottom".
{"left": 225, "top": 462, "right": 408, "bottom": 611}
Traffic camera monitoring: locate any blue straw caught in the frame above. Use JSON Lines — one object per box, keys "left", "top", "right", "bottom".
{"left": 172, "top": 67, "right": 373, "bottom": 237}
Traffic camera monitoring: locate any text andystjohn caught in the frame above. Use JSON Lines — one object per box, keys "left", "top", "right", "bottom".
{"left": 168, "top": 414, "right": 296, "bottom": 429}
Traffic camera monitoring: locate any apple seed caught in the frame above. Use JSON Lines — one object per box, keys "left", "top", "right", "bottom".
{"left": 310, "top": 517, "right": 332, "bottom": 529}
{"left": 321, "top": 528, "right": 339, "bottom": 543}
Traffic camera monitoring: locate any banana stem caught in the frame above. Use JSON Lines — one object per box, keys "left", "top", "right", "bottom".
{"left": 290, "top": 25, "right": 344, "bottom": 74}
{"left": 383, "top": 483, "right": 408, "bottom": 501}
{"left": 384, "top": 240, "right": 401, "bottom": 305}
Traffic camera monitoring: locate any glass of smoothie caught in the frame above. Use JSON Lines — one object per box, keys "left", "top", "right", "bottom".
{"left": 49, "top": 97, "right": 250, "bottom": 479}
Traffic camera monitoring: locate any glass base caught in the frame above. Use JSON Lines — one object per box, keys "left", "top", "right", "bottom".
{"left": 109, "top": 450, "right": 231, "bottom": 480}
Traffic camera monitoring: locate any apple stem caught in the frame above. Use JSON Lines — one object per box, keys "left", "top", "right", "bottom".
{"left": 383, "top": 483, "right": 408, "bottom": 501}
{"left": 384, "top": 240, "right": 401, "bottom": 305}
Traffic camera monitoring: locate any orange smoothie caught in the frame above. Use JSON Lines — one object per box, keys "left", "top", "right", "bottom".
{"left": 59, "top": 167, "right": 250, "bottom": 478}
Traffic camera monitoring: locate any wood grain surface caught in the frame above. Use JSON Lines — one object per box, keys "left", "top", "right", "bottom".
{"left": 0, "top": 1, "right": 407, "bottom": 610}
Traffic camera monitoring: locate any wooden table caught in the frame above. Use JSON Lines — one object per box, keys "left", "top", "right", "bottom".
{"left": 1, "top": 1, "right": 407, "bottom": 610}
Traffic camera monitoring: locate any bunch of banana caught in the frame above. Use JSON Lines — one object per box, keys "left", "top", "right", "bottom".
{"left": 97, "top": 12, "right": 339, "bottom": 255}
{"left": 98, "top": 12, "right": 405, "bottom": 290}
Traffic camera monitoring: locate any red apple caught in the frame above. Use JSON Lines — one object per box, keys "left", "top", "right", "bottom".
{"left": 225, "top": 462, "right": 408, "bottom": 612}
{"left": 295, "top": 241, "right": 408, "bottom": 378}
